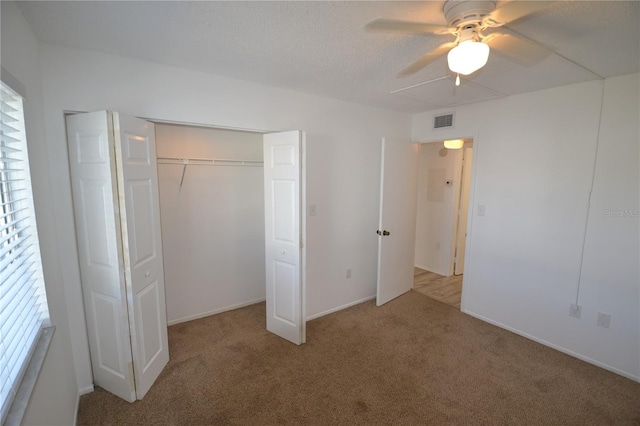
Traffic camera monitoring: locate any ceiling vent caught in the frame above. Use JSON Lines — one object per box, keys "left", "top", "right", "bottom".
{"left": 433, "top": 113, "right": 454, "bottom": 129}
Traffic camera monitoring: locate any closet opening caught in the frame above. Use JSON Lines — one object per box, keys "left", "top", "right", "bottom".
{"left": 66, "top": 111, "right": 306, "bottom": 402}
{"left": 154, "top": 123, "right": 268, "bottom": 326}
{"left": 67, "top": 112, "right": 305, "bottom": 402}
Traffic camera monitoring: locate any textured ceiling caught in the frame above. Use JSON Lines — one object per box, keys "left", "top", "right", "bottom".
{"left": 14, "top": 1, "right": 640, "bottom": 113}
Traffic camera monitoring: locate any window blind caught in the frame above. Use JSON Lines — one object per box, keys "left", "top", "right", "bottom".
{"left": 0, "top": 80, "right": 50, "bottom": 423}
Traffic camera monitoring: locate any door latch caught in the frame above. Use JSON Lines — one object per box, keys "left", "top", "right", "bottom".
{"left": 376, "top": 230, "right": 390, "bottom": 236}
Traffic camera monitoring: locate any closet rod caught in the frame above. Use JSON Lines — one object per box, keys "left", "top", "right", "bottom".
{"left": 157, "top": 156, "right": 264, "bottom": 188}
{"left": 157, "top": 156, "right": 263, "bottom": 167}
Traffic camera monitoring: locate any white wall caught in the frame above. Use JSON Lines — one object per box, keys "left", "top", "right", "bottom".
{"left": 413, "top": 75, "right": 640, "bottom": 380}
{"left": 578, "top": 75, "right": 640, "bottom": 376}
{"left": 37, "top": 43, "right": 411, "bottom": 390}
{"left": 155, "top": 125, "right": 266, "bottom": 324}
{"left": 1, "top": 2, "right": 80, "bottom": 424}
{"left": 414, "top": 143, "right": 463, "bottom": 275}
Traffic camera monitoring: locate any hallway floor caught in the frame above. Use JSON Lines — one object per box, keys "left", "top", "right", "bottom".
{"left": 413, "top": 267, "right": 462, "bottom": 309}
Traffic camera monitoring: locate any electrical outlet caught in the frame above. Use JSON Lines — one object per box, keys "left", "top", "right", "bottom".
{"left": 346, "top": 269, "right": 352, "bottom": 279}
{"left": 597, "top": 312, "right": 611, "bottom": 328}
{"left": 569, "top": 303, "right": 582, "bottom": 319}
{"left": 309, "top": 204, "right": 317, "bottom": 217}
{"left": 477, "top": 204, "right": 486, "bottom": 216}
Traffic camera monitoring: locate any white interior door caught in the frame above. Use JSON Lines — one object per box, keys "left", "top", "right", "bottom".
{"left": 377, "top": 138, "right": 419, "bottom": 306}
{"left": 454, "top": 147, "right": 473, "bottom": 276}
{"left": 113, "top": 112, "right": 169, "bottom": 399}
{"left": 66, "top": 111, "right": 136, "bottom": 402}
{"left": 263, "top": 131, "right": 305, "bottom": 345}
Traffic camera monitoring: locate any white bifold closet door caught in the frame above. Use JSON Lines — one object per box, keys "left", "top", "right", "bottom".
{"left": 66, "top": 111, "right": 169, "bottom": 402}
{"left": 263, "top": 131, "right": 306, "bottom": 345}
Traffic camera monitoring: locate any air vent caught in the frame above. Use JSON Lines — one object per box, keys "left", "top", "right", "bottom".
{"left": 434, "top": 113, "right": 454, "bottom": 129}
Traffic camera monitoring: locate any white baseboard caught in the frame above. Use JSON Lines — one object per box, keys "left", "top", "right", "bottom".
{"left": 306, "top": 295, "right": 376, "bottom": 321}
{"left": 167, "top": 298, "right": 266, "bottom": 326}
{"left": 414, "top": 263, "right": 430, "bottom": 271}
{"left": 78, "top": 385, "right": 94, "bottom": 396}
{"left": 462, "top": 308, "right": 640, "bottom": 383}
{"left": 414, "top": 264, "right": 448, "bottom": 277}
{"left": 74, "top": 385, "right": 94, "bottom": 426}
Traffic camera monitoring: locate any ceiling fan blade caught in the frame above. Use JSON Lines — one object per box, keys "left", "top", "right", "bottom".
{"left": 484, "top": 32, "right": 551, "bottom": 65}
{"left": 398, "top": 42, "right": 457, "bottom": 77}
{"left": 485, "top": 1, "right": 556, "bottom": 26}
{"left": 366, "top": 19, "right": 453, "bottom": 35}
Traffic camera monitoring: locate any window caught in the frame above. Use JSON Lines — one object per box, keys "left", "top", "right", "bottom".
{"left": 0, "top": 80, "right": 50, "bottom": 423}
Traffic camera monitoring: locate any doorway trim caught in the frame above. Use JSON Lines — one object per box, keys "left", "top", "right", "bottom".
{"left": 452, "top": 145, "right": 473, "bottom": 276}
{"left": 416, "top": 131, "right": 480, "bottom": 313}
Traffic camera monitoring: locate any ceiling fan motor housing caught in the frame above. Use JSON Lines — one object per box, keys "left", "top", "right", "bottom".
{"left": 443, "top": 0, "right": 496, "bottom": 28}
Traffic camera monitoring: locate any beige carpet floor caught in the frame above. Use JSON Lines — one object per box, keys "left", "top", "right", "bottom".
{"left": 77, "top": 291, "right": 640, "bottom": 425}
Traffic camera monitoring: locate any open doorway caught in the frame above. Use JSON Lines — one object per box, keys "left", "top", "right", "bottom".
{"left": 412, "top": 139, "right": 473, "bottom": 309}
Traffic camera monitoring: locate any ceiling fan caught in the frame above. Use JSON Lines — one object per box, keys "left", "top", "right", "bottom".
{"left": 366, "top": 0, "right": 555, "bottom": 83}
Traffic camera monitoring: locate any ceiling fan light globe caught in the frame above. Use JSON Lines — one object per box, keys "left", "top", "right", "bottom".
{"left": 447, "top": 40, "right": 490, "bottom": 75}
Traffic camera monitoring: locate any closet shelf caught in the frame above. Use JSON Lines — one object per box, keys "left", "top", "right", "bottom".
{"left": 157, "top": 157, "right": 263, "bottom": 167}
